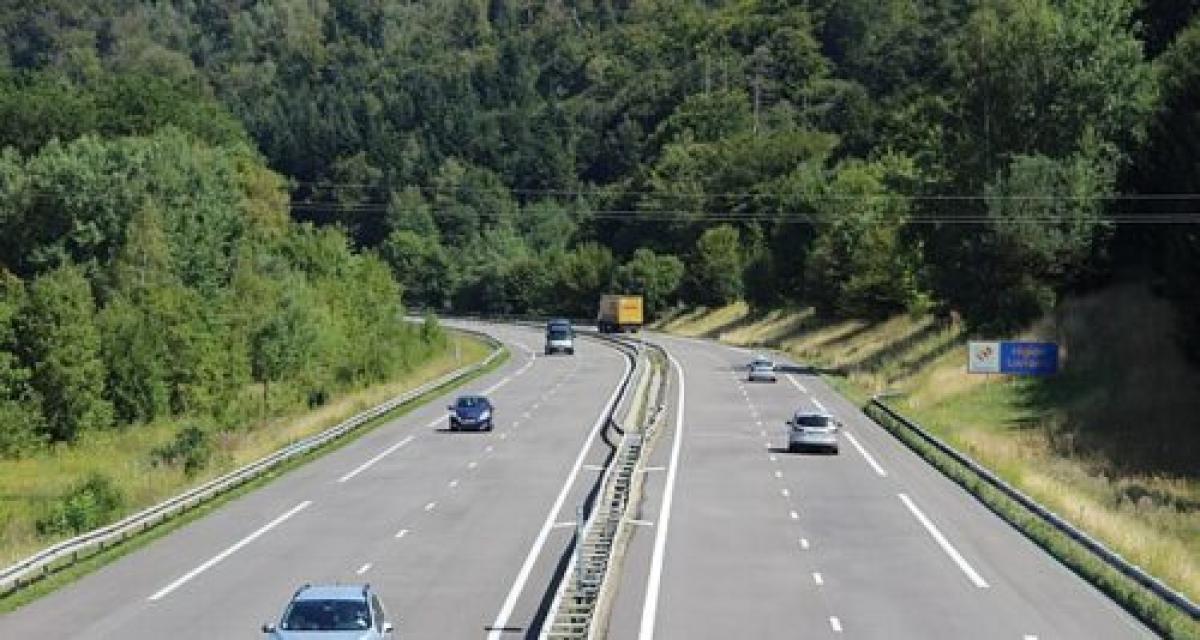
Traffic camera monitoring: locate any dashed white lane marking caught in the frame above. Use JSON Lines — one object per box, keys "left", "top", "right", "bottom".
{"left": 760, "top": 429, "right": 767, "bottom": 437}
{"left": 789, "top": 510, "right": 800, "bottom": 520}
{"left": 500, "top": 433, "right": 508, "bottom": 440}
{"left": 830, "top": 617, "right": 843, "bottom": 633}
{"left": 843, "top": 431, "right": 888, "bottom": 477}
{"left": 468, "top": 461, "right": 478, "bottom": 469}
{"left": 781, "top": 488, "right": 790, "bottom": 498}
{"left": 356, "top": 563, "right": 372, "bottom": 575}
{"left": 338, "top": 435, "right": 415, "bottom": 483}
{"left": 485, "top": 445, "right": 494, "bottom": 453}
{"left": 799, "top": 538, "right": 810, "bottom": 550}
{"left": 481, "top": 376, "right": 514, "bottom": 396}
{"left": 768, "top": 454, "right": 777, "bottom": 462}
{"left": 395, "top": 528, "right": 409, "bottom": 539}
{"left": 532, "top": 403, "right": 541, "bottom": 410}
{"left": 627, "top": 519, "right": 654, "bottom": 527}
{"left": 552, "top": 521, "right": 575, "bottom": 529}
{"left": 584, "top": 464, "right": 605, "bottom": 471}
{"left": 640, "top": 466, "right": 666, "bottom": 473}
{"left": 149, "top": 501, "right": 312, "bottom": 600}
{"left": 812, "top": 572, "right": 824, "bottom": 585}
{"left": 638, "top": 352, "right": 686, "bottom": 640}
{"left": 449, "top": 479, "right": 460, "bottom": 488}
{"left": 522, "top": 412, "right": 532, "bottom": 419}
{"left": 491, "top": 353, "right": 632, "bottom": 640}
{"left": 1024, "top": 636, "right": 1039, "bottom": 640}
{"left": 424, "top": 501, "right": 437, "bottom": 512}
{"left": 786, "top": 374, "right": 808, "bottom": 394}
{"left": 898, "top": 493, "right": 990, "bottom": 588}
{"left": 812, "top": 398, "right": 828, "bottom": 413}
{"left": 774, "top": 470, "right": 783, "bottom": 479}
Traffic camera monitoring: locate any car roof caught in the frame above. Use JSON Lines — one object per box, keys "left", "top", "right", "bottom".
{"left": 294, "top": 584, "right": 369, "bottom": 602}
{"left": 793, "top": 411, "right": 834, "bottom": 419}
{"left": 548, "top": 318, "right": 571, "bottom": 325}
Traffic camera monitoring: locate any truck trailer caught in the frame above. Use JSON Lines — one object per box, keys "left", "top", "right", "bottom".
{"left": 597, "top": 295, "right": 644, "bottom": 333}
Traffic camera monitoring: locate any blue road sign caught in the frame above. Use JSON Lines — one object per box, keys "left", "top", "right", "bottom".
{"left": 999, "top": 341, "right": 1058, "bottom": 375}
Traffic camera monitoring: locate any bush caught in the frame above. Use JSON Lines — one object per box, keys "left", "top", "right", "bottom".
{"left": 35, "top": 474, "right": 125, "bottom": 537}
{"left": 150, "top": 425, "right": 213, "bottom": 476}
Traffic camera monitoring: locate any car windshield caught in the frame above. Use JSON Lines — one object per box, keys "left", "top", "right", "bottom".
{"left": 549, "top": 329, "right": 570, "bottom": 340}
{"left": 794, "top": 415, "right": 833, "bottom": 428}
{"left": 752, "top": 363, "right": 772, "bottom": 370}
{"left": 282, "top": 599, "right": 371, "bottom": 631}
{"left": 457, "top": 397, "right": 484, "bottom": 408}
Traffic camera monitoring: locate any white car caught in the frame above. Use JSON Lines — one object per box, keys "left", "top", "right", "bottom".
{"left": 748, "top": 361, "right": 777, "bottom": 382}
{"left": 787, "top": 412, "right": 840, "bottom": 453}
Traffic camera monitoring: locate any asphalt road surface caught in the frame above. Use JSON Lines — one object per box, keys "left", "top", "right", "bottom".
{"left": 606, "top": 333, "right": 1157, "bottom": 640}
{"left": 0, "top": 322, "right": 632, "bottom": 640}
{"left": 0, "top": 323, "right": 1164, "bottom": 640}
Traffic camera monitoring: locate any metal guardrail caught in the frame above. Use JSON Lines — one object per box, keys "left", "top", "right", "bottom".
{"left": 543, "top": 337, "right": 667, "bottom": 640}
{"left": 866, "top": 396, "right": 1200, "bottom": 622}
{"left": 0, "top": 327, "right": 504, "bottom": 596}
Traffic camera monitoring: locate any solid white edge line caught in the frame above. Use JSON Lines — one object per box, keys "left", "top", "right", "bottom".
{"left": 637, "top": 351, "right": 686, "bottom": 640}
{"left": 830, "top": 616, "right": 843, "bottom": 632}
{"left": 148, "top": 500, "right": 311, "bottom": 600}
{"left": 338, "top": 435, "right": 415, "bottom": 483}
{"left": 898, "top": 493, "right": 990, "bottom": 588}
{"left": 488, "top": 353, "right": 632, "bottom": 640}
{"left": 843, "top": 431, "right": 888, "bottom": 477}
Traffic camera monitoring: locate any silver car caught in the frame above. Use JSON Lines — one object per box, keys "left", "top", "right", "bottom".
{"left": 263, "top": 584, "right": 394, "bottom": 638}
{"left": 748, "top": 361, "right": 777, "bottom": 382}
{"left": 787, "top": 412, "right": 840, "bottom": 453}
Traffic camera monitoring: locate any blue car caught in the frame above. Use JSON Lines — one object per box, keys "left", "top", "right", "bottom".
{"left": 262, "top": 584, "right": 394, "bottom": 638}
{"left": 448, "top": 395, "right": 494, "bottom": 431}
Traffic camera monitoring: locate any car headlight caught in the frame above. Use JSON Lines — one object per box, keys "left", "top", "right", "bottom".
{"left": 479, "top": 410, "right": 491, "bottom": 421}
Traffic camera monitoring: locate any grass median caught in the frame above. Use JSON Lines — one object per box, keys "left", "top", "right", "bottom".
{"left": 0, "top": 331, "right": 505, "bottom": 611}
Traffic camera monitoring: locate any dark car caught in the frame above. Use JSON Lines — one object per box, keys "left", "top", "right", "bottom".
{"left": 448, "top": 395, "right": 494, "bottom": 431}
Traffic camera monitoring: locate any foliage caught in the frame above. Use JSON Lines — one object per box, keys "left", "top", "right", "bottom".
{"left": 150, "top": 425, "right": 213, "bottom": 477}
{"left": 34, "top": 473, "right": 124, "bottom": 537}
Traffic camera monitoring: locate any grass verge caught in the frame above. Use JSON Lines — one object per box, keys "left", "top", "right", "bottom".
{"left": 0, "top": 332, "right": 507, "bottom": 612}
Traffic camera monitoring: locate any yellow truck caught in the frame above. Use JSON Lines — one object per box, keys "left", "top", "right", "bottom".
{"left": 597, "top": 294, "right": 644, "bottom": 333}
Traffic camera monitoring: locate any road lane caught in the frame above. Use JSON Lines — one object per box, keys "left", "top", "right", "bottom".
{"left": 610, "top": 333, "right": 1155, "bottom": 640}
{"left": 0, "top": 323, "right": 632, "bottom": 640}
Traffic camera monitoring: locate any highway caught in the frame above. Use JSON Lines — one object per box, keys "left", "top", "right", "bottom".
{"left": 606, "top": 333, "right": 1157, "bottom": 640}
{"left": 0, "top": 322, "right": 1165, "bottom": 639}
{"left": 0, "top": 322, "right": 633, "bottom": 639}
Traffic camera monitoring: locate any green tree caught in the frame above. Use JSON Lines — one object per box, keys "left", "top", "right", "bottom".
{"left": 16, "top": 265, "right": 113, "bottom": 441}
{"left": 616, "top": 248, "right": 685, "bottom": 318}
{"left": 688, "top": 225, "right": 743, "bottom": 306}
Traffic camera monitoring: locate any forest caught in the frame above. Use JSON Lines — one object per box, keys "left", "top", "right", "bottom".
{"left": 0, "top": 0, "right": 1198, "bottom": 453}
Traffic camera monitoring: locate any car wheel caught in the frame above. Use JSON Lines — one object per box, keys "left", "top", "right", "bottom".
{"left": 486, "top": 420, "right": 494, "bottom": 431}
